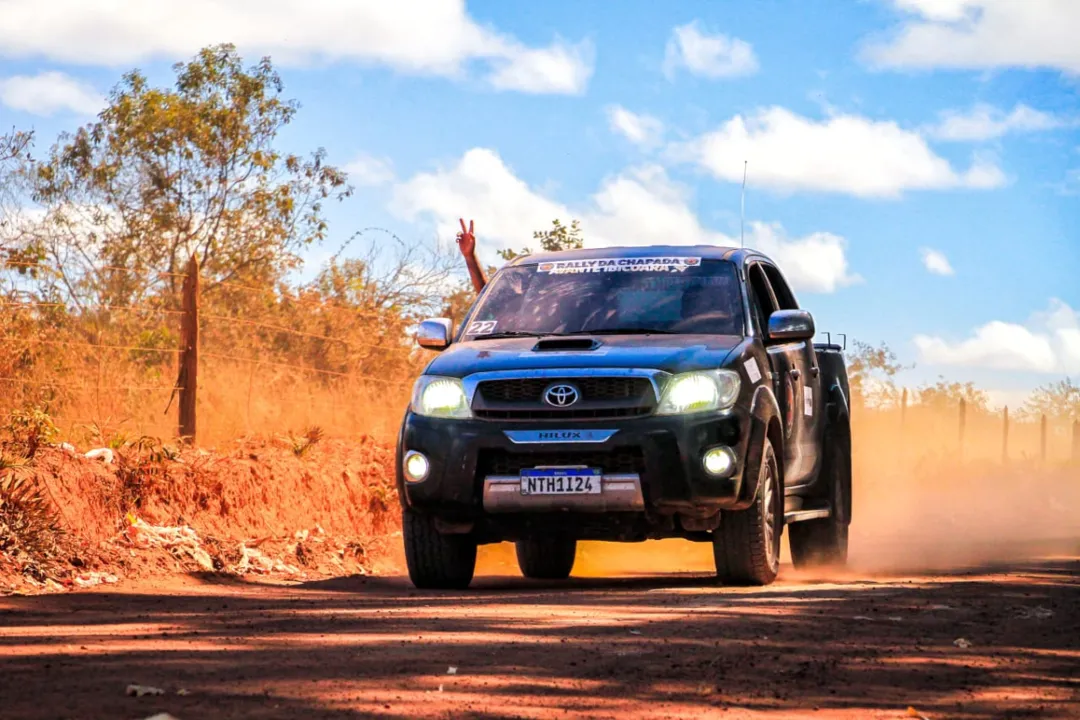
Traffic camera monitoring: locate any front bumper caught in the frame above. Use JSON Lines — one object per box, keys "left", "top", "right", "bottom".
{"left": 397, "top": 407, "right": 755, "bottom": 526}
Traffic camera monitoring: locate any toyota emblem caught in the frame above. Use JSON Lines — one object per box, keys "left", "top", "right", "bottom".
{"left": 543, "top": 383, "right": 581, "bottom": 407}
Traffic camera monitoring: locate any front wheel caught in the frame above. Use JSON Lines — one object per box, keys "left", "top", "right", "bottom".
{"left": 403, "top": 510, "right": 477, "bottom": 590}
{"left": 713, "top": 438, "right": 782, "bottom": 586}
{"left": 516, "top": 537, "right": 577, "bottom": 580}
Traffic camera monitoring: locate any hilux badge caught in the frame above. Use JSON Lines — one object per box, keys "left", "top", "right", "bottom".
{"left": 544, "top": 383, "right": 580, "bottom": 407}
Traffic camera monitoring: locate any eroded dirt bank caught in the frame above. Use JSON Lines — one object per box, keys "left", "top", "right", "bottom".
{"left": 1, "top": 557, "right": 1077, "bottom": 719}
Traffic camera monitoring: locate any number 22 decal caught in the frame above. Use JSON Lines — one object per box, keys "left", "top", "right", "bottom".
{"left": 467, "top": 320, "right": 498, "bottom": 335}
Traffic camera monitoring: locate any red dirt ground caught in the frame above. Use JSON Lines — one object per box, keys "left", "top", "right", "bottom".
{"left": 1, "top": 555, "right": 1077, "bottom": 719}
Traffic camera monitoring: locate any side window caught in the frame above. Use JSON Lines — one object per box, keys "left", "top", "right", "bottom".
{"left": 746, "top": 264, "right": 777, "bottom": 335}
{"left": 762, "top": 264, "right": 798, "bottom": 310}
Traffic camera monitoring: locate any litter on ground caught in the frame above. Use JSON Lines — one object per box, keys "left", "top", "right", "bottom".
{"left": 1016, "top": 606, "right": 1054, "bottom": 620}
{"left": 73, "top": 572, "right": 119, "bottom": 588}
{"left": 124, "top": 515, "right": 214, "bottom": 572}
{"left": 235, "top": 544, "right": 299, "bottom": 575}
{"left": 85, "top": 447, "right": 114, "bottom": 464}
{"left": 126, "top": 684, "right": 165, "bottom": 697}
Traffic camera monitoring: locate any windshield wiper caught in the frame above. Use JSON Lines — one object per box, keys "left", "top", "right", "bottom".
{"left": 556, "top": 328, "right": 678, "bottom": 336}
{"left": 475, "top": 331, "right": 544, "bottom": 339}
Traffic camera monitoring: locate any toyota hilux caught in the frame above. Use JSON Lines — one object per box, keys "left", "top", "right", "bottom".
{"left": 396, "top": 246, "right": 852, "bottom": 589}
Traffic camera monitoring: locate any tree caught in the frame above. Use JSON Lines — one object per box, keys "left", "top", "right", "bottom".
{"left": 845, "top": 340, "right": 904, "bottom": 408}
{"left": 32, "top": 44, "right": 350, "bottom": 307}
{"left": 0, "top": 130, "right": 35, "bottom": 257}
{"left": 1022, "top": 378, "right": 1080, "bottom": 421}
{"left": 497, "top": 218, "right": 584, "bottom": 262}
{"left": 0, "top": 130, "right": 31, "bottom": 165}
{"left": 916, "top": 377, "right": 989, "bottom": 412}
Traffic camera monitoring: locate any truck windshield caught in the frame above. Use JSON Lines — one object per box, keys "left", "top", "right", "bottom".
{"left": 462, "top": 257, "right": 745, "bottom": 339}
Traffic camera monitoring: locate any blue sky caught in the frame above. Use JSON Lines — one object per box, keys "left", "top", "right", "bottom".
{"left": 1, "top": 0, "right": 1078, "bottom": 406}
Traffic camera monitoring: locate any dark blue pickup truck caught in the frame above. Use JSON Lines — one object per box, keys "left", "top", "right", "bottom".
{"left": 396, "top": 246, "right": 852, "bottom": 589}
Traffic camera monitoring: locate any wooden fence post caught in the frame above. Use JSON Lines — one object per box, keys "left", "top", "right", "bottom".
{"left": 1073, "top": 420, "right": 1079, "bottom": 464}
{"left": 1002, "top": 406, "right": 1009, "bottom": 463}
{"left": 179, "top": 255, "right": 200, "bottom": 443}
{"left": 900, "top": 388, "right": 908, "bottom": 430}
{"left": 1040, "top": 414, "right": 1047, "bottom": 463}
{"left": 958, "top": 398, "right": 967, "bottom": 459}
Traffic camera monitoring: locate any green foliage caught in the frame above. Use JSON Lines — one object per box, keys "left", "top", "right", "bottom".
{"left": 917, "top": 377, "right": 989, "bottom": 412}
{"left": 0, "top": 450, "right": 62, "bottom": 557}
{"left": 5, "top": 407, "right": 59, "bottom": 457}
{"left": 497, "top": 218, "right": 584, "bottom": 262}
{"left": 33, "top": 43, "right": 351, "bottom": 306}
{"left": 131, "top": 327, "right": 178, "bottom": 369}
{"left": 288, "top": 426, "right": 324, "bottom": 458}
{"left": 1021, "top": 378, "right": 1080, "bottom": 421}
{"left": 0, "top": 129, "right": 39, "bottom": 264}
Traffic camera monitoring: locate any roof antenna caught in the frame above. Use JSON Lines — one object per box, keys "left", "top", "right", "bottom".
{"left": 740, "top": 160, "right": 748, "bottom": 249}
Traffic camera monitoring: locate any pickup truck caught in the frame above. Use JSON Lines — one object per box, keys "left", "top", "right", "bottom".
{"left": 396, "top": 245, "right": 852, "bottom": 589}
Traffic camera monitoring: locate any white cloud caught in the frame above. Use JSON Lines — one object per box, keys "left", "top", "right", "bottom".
{"left": 486, "top": 39, "right": 594, "bottom": 95}
{"left": 344, "top": 153, "right": 395, "bottom": 187}
{"left": 673, "top": 106, "right": 1006, "bottom": 198}
{"left": 390, "top": 147, "right": 858, "bottom": 294}
{"left": 920, "top": 247, "right": 955, "bottom": 276}
{"left": 391, "top": 148, "right": 568, "bottom": 258}
{"left": 865, "top": 0, "right": 1080, "bottom": 74}
{"left": 663, "top": 21, "right": 758, "bottom": 79}
{"left": 0, "top": 0, "right": 593, "bottom": 95}
{"left": 606, "top": 106, "right": 664, "bottom": 146}
{"left": 927, "top": 103, "right": 1066, "bottom": 141}
{"left": 745, "top": 222, "right": 861, "bottom": 294}
{"left": 0, "top": 71, "right": 102, "bottom": 116}
{"left": 914, "top": 299, "right": 1080, "bottom": 373}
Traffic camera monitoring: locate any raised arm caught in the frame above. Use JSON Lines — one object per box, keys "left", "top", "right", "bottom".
{"left": 456, "top": 218, "right": 488, "bottom": 293}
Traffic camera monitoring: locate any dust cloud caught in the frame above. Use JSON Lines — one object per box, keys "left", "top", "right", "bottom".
{"left": 476, "top": 406, "right": 1080, "bottom": 579}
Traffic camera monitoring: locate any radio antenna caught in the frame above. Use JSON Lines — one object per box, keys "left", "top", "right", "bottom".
{"left": 740, "top": 160, "right": 747, "bottom": 248}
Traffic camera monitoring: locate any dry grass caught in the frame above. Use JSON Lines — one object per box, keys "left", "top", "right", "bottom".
{"left": 2, "top": 277, "right": 1078, "bottom": 589}
{"left": 0, "top": 428, "right": 402, "bottom": 592}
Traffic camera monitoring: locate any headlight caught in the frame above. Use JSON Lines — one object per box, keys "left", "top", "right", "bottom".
{"left": 656, "top": 370, "right": 740, "bottom": 415}
{"left": 411, "top": 376, "right": 472, "bottom": 418}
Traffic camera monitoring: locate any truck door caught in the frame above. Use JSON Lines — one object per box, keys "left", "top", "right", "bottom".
{"left": 760, "top": 262, "right": 823, "bottom": 487}
{"left": 746, "top": 262, "right": 803, "bottom": 483}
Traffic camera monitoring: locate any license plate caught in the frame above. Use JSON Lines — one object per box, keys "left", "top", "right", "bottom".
{"left": 520, "top": 468, "right": 602, "bottom": 496}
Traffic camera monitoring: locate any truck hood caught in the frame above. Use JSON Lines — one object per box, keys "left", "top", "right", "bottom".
{"left": 423, "top": 334, "right": 748, "bottom": 378}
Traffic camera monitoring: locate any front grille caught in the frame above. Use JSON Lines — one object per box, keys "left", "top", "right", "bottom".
{"left": 478, "top": 377, "right": 654, "bottom": 404}
{"left": 474, "top": 407, "right": 652, "bottom": 420}
{"left": 478, "top": 448, "right": 645, "bottom": 476}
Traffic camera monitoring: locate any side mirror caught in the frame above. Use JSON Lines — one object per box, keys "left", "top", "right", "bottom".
{"left": 767, "top": 309, "right": 815, "bottom": 342}
{"left": 416, "top": 318, "right": 452, "bottom": 351}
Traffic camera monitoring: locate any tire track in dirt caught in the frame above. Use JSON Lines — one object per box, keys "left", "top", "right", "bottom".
{"left": 1, "top": 556, "right": 1078, "bottom": 719}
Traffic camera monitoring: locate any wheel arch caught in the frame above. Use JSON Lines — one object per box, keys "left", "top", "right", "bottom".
{"left": 736, "top": 385, "right": 784, "bottom": 509}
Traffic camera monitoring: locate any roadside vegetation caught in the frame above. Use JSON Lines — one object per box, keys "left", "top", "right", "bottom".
{"left": 1, "top": 44, "right": 1077, "bottom": 591}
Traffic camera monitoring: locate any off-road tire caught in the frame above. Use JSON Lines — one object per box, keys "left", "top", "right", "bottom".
{"left": 789, "top": 424, "right": 851, "bottom": 569}
{"left": 515, "top": 537, "right": 577, "bottom": 580}
{"left": 403, "top": 510, "right": 477, "bottom": 590}
{"left": 713, "top": 438, "right": 782, "bottom": 586}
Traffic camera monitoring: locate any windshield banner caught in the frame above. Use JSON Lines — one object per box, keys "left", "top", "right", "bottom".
{"left": 537, "top": 257, "right": 702, "bottom": 275}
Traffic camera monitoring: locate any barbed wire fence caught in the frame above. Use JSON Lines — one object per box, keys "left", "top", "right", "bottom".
{"left": 3, "top": 254, "right": 1079, "bottom": 458}
{"left": 858, "top": 392, "right": 1080, "bottom": 466}
{"left": 1, "top": 256, "right": 417, "bottom": 444}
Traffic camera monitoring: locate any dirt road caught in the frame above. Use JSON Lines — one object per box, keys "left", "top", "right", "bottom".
{"left": 2, "top": 556, "right": 1078, "bottom": 720}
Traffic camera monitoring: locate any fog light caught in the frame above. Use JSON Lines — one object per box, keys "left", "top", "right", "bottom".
{"left": 702, "top": 447, "right": 736, "bottom": 477}
{"left": 403, "top": 451, "right": 430, "bottom": 483}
